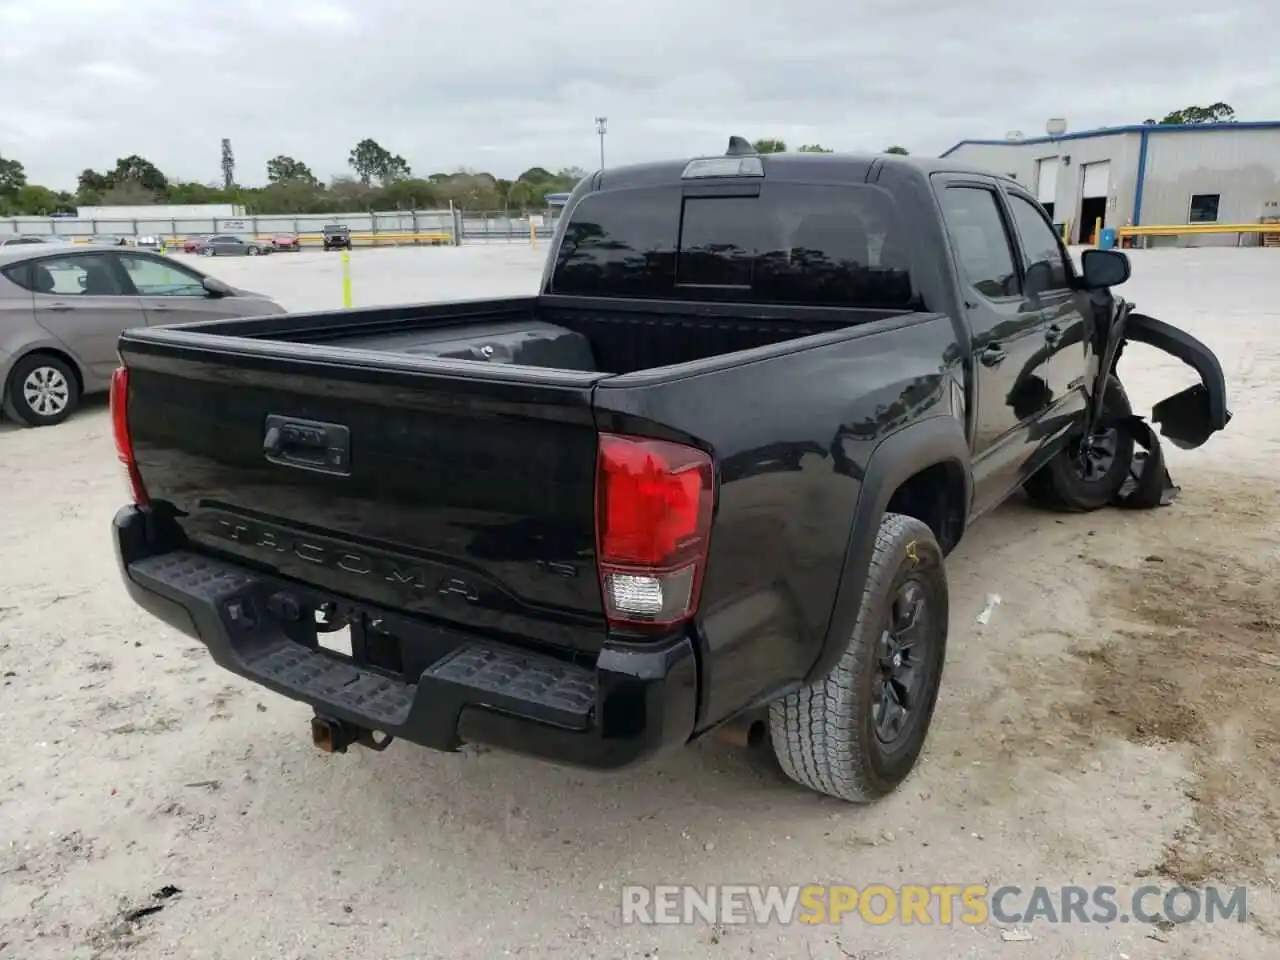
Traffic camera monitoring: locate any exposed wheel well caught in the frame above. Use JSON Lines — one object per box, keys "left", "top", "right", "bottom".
{"left": 884, "top": 461, "right": 968, "bottom": 555}
{"left": 5, "top": 348, "right": 85, "bottom": 398}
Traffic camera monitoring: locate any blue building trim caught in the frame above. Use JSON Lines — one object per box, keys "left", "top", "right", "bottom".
{"left": 1132, "top": 128, "right": 1151, "bottom": 226}
{"left": 939, "top": 119, "right": 1280, "bottom": 158}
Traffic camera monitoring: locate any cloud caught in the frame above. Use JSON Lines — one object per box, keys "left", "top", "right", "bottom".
{"left": 0, "top": 0, "right": 1275, "bottom": 189}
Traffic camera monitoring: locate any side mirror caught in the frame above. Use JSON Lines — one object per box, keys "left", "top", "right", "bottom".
{"left": 1079, "top": 249, "right": 1130, "bottom": 290}
{"left": 201, "top": 276, "right": 232, "bottom": 298}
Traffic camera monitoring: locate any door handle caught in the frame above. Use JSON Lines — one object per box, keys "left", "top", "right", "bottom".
{"left": 263, "top": 414, "right": 351, "bottom": 476}
{"left": 150, "top": 304, "right": 173, "bottom": 312}
{"left": 980, "top": 345, "right": 1007, "bottom": 367}
{"left": 1045, "top": 323, "right": 1064, "bottom": 347}
{"left": 48, "top": 302, "right": 74, "bottom": 312}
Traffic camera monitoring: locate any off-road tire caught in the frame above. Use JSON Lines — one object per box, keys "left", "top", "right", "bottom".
{"left": 769, "top": 512, "right": 948, "bottom": 803}
{"left": 3, "top": 353, "right": 80, "bottom": 427}
{"left": 1024, "top": 379, "right": 1135, "bottom": 512}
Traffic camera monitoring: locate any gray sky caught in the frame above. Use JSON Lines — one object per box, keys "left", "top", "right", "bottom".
{"left": 1, "top": 0, "right": 1275, "bottom": 189}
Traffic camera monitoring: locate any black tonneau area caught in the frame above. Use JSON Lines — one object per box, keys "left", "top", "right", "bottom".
{"left": 223, "top": 296, "right": 905, "bottom": 375}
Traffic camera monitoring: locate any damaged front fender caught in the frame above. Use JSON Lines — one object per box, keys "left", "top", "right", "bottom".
{"left": 1121, "top": 312, "right": 1232, "bottom": 450}
{"left": 1089, "top": 298, "right": 1232, "bottom": 453}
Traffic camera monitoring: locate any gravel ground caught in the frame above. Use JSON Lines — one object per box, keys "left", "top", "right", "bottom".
{"left": 1, "top": 244, "right": 1277, "bottom": 959}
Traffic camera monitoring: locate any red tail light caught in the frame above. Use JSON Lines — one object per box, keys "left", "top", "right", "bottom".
{"left": 110, "top": 367, "right": 150, "bottom": 507}
{"left": 594, "top": 433, "right": 715, "bottom": 630}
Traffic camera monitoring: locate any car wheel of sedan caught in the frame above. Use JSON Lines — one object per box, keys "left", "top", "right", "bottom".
{"left": 769, "top": 512, "right": 948, "bottom": 803}
{"left": 247, "top": 246, "right": 262, "bottom": 256}
{"left": 201, "top": 247, "right": 215, "bottom": 257}
{"left": 3, "top": 353, "right": 80, "bottom": 427}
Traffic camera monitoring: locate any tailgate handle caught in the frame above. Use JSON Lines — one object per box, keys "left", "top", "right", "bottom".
{"left": 263, "top": 415, "right": 351, "bottom": 477}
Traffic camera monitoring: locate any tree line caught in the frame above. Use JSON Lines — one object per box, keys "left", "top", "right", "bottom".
{"left": 0, "top": 137, "right": 592, "bottom": 218}
{"left": 0, "top": 108, "right": 1230, "bottom": 218}
{"left": 0, "top": 135, "right": 914, "bottom": 218}
{"left": 1142, "top": 102, "right": 1235, "bottom": 125}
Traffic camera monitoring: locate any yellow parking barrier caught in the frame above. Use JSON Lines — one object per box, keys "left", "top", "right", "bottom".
{"left": 1115, "top": 222, "right": 1280, "bottom": 249}
{"left": 1118, "top": 223, "right": 1280, "bottom": 237}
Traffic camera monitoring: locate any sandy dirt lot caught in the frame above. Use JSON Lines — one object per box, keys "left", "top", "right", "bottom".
{"left": 1, "top": 245, "right": 1277, "bottom": 959}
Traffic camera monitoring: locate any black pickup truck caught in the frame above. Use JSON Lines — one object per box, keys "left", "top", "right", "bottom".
{"left": 321, "top": 224, "right": 352, "bottom": 251}
{"left": 110, "top": 142, "right": 1230, "bottom": 803}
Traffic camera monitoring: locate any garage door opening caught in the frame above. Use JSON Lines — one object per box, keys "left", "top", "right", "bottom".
{"left": 1035, "top": 157, "right": 1058, "bottom": 221}
{"left": 1078, "top": 160, "right": 1111, "bottom": 244}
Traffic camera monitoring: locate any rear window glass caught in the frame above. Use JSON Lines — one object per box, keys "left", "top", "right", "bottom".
{"left": 550, "top": 182, "right": 914, "bottom": 307}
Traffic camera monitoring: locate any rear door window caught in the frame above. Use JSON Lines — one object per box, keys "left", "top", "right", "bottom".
{"left": 7, "top": 253, "right": 126, "bottom": 296}
{"left": 551, "top": 182, "right": 914, "bottom": 307}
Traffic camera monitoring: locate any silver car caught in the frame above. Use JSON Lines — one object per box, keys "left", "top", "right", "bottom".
{"left": 0, "top": 245, "right": 285, "bottom": 427}
{"left": 0, "top": 235, "right": 69, "bottom": 248}
{"left": 193, "top": 235, "right": 272, "bottom": 257}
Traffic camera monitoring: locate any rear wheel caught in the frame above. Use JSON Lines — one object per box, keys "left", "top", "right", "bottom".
{"left": 201, "top": 246, "right": 215, "bottom": 257}
{"left": 247, "top": 245, "right": 262, "bottom": 256}
{"left": 1024, "top": 379, "right": 1135, "bottom": 512}
{"left": 3, "top": 353, "right": 80, "bottom": 427}
{"left": 769, "top": 513, "right": 948, "bottom": 803}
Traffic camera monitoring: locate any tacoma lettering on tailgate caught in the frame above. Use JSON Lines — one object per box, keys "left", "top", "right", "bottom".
{"left": 210, "top": 517, "right": 436, "bottom": 593}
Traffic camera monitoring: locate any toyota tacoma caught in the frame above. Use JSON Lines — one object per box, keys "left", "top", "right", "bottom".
{"left": 109, "top": 141, "right": 1230, "bottom": 802}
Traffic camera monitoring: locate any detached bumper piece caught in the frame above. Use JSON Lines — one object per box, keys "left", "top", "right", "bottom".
{"left": 1111, "top": 416, "right": 1180, "bottom": 509}
{"left": 114, "top": 509, "right": 697, "bottom": 769}
{"left": 1090, "top": 302, "right": 1233, "bottom": 511}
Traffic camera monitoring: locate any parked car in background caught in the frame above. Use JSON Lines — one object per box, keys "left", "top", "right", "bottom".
{"left": 191, "top": 235, "right": 272, "bottom": 257}
{"left": 86, "top": 235, "right": 129, "bottom": 247}
{"left": 136, "top": 235, "right": 161, "bottom": 250}
{"left": 0, "top": 236, "right": 66, "bottom": 247}
{"left": 267, "top": 232, "right": 301, "bottom": 251}
{"left": 322, "top": 224, "right": 352, "bottom": 251}
{"left": 0, "top": 245, "right": 285, "bottom": 427}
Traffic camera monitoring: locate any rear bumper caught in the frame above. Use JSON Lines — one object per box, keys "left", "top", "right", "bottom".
{"left": 113, "top": 507, "right": 698, "bottom": 769}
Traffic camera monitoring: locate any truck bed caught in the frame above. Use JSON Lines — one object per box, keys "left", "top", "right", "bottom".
{"left": 177, "top": 294, "right": 908, "bottom": 376}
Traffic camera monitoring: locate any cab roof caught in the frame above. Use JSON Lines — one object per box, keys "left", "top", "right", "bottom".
{"left": 589, "top": 145, "right": 1012, "bottom": 193}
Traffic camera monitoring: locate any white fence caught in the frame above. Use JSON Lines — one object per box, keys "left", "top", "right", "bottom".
{"left": 1, "top": 211, "right": 454, "bottom": 240}
{"left": 0, "top": 208, "right": 563, "bottom": 245}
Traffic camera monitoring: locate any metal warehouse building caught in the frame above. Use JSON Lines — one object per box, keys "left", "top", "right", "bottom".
{"left": 941, "top": 121, "right": 1280, "bottom": 247}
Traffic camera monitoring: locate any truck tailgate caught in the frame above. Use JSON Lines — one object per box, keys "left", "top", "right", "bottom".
{"left": 120, "top": 332, "right": 612, "bottom": 654}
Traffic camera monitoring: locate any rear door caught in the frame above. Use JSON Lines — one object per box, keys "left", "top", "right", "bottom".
{"left": 114, "top": 251, "right": 248, "bottom": 325}
{"left": 25, "top": 251, "right": 146, "bottom": 380}
{"left": 933, "top": 176, "right": 1052, "bottom": 514}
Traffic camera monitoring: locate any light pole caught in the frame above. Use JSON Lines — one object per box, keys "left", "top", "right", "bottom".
{"left": 595, "top": 116, "right": 608, "bottom": 170}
